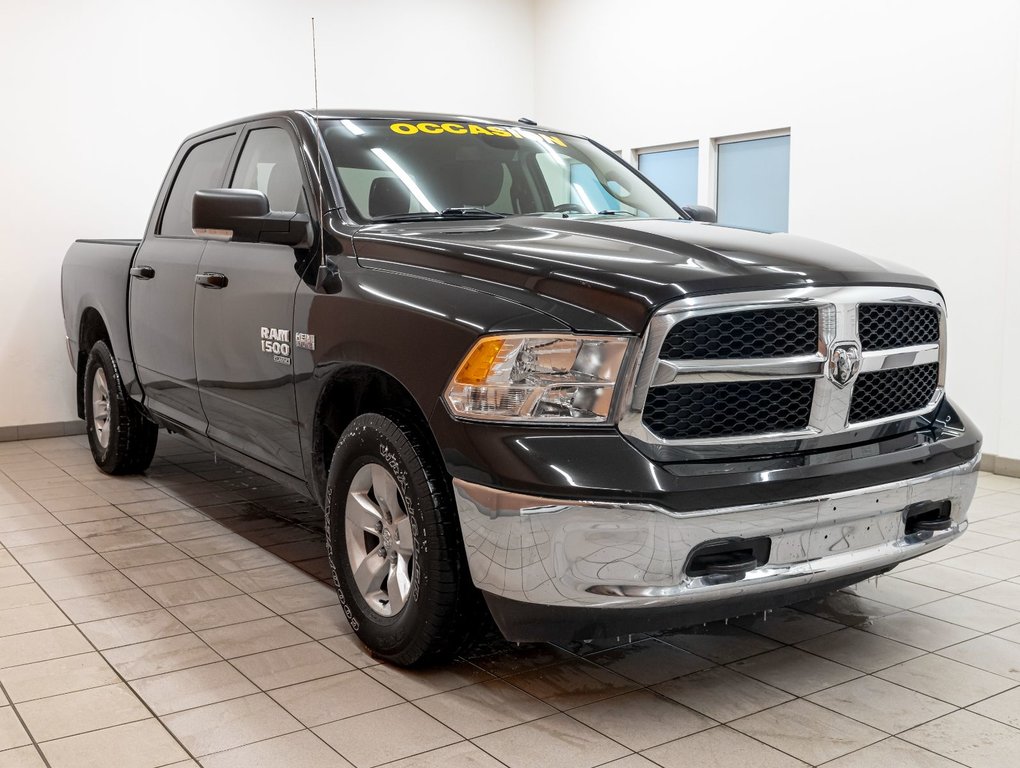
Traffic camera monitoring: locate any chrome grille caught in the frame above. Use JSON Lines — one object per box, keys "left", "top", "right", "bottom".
{"left": 642, "top": 379, "right": 814, "bottom": 440}
{"left": 659, "top": 307, "right": 818, "bottom": 360}
{"left": 859, "top": 304, "right": 940, "bottom": 351}
{"left": 849, "top": 363, "right": 940, "bottom": 423}
{"left": 621, "top": 286, "right": 946, "bottom": 450}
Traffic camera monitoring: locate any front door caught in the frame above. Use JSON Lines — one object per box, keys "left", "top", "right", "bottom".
{"left": 193, "top": 124, "right": 307, "bottom": 476}
{"left": 130, "top": 131, "right": 237, "bottom": 433}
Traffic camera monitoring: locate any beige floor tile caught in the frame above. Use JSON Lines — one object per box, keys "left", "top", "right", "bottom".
{"left": 39, "top": 569, "right": 134, "bottom": 600}
{"left": 162, "top": 692, "right": 302, "bottom": 756}
{"left": 467, "top": 643, "right": 574, "bottom": 677}
{"left": 39, "top": 718, "right": 188, "bottom": 768}
{"left": 0, "top": 707, "right": 31, "bottom": 751}
{"left": 941, "top": 551, "right": 1020, "bottom": 580}
{"left": 0, "top": 745, "right": 47, "bottom": 768}
{"left": 417, "top": 678, "right": 555, "bottom": 738}
{"left": 67, "top": 518, "right": 145, "bottom": 539}
{"left": 250, "top": 581, "right": 337, "bottom": 614}
{"left": 174, "top": 533, "right": 261, "bottom": 558}
{"left": 17, "top": 683, "right": 150, "bottom": 741}
{"left": 734, "top": 606, "right": 842, "bottom": 644}
{"left": 653, "top": 666, "right": 793, "bottom": 722}
{"left": 103, "top": 632, "right": 220, "bottom": 679}
{"left": 144, "top": 575, "right": 241, "bottom": 607}
{"left": 728, "top": 646, "right": 861, "bottom": 696}
{"left": 58, "top": 587, "right": 160, "bottom": 622}
{"left": 505, "top": 659, "right": 637, "bottom": 711}
{"left": 843, "top": 577, "right": 953, "bottom": 610}
{"left": 7, "top": 539, "right": 94, "bottom": 564}
{"left": 938, "top": 634, "right": 1020, "bottom": 681}
{"left": 154, "top": 520, "right": 229, "bottom": 542}
{"left": 822, "top": 737, "right": 961, "bottom": 767}
{"left": 84, "top": 530, "right": 166, "bottom": 553}
{"left": 901, "top": 710, "right": 1020, "bottom": 768}
{"left": 120, "top": 559, "right": 214, "bottom": 587}
{"left": 320, "top": 634, "right": 382, "bottom": 669}
{"left": 313, "top": 703, "right": 461, "bottom": 767}
{"left": 730, "top": 699, "right": 883, "bottom": 764}
{"left": 0, "top": 551, "right": 13, "bottom": 569}
{"left": 196, "top": 547, "right": 286, "bottom": 574}
{"left": 0, "top": 583, "right": 50, "bottom": 610}
{"left": 643, "top": 725, "right": 807, "bottom": 768}
{"left": 199, "top": 617, "right": 310, "bottom": 658}
{"left": 269, "top": 670, "right": 401, "bottom": 727}
{"left": 472, "top": 712, "right": 628, "bottom": 768}
{"left": 0, "top": 652, "right": 119, "bottom": 702}
{"left": 130, "top": 660, "right": 258, "bottom": 715}
{"left": 966, "top": 580, "right": 1020, "bottom": 611}
{"left": 0, "top": 626, "right": 91, "bottom": 669}
{"left": 863, "top": 610, "right": 980, "bottom": 651}
{"left": 586, "top": 638, "right": 712, "bottom": 686}
{"left": 49, "top": 504, "right": 123, "bottom": 523}
{"left": 570, "top": 689, "right": 714, "bottom": 751}
{"left": 169, "top": 595, "right": 274, "bottom": 631}
{"left": 364, "top": 659, "right": 492, "bottom": 700}
{"left": 222, "top": 563, "right": 314, "bottom": 593}
{"left": 101, "top": 543, "right": 188, "bottom": 569}
{"left": 1, "top": 527, "right": 78, "bottom": 552}
{"left": 0, "top": 602, "right": 70, "bottom": 637}
{"left": 280, "top": 605, "right": 352, "bottom": 640}
{"left": 79, "top": 607, "right": 189, "bottom": 649}
{"left": 795, "top": 626, "right": 925, "bottom": 672}
{"left": 913, "top": 594, "right": 1020, "bottom": 632}
{"left": 0, "top": 513, "right": 60, "bottom": 535}
{"left": 199, "top": 730, "right": 353, "bottom": 768}
{"left": 230, "top": 642, "right": 353, "bottom": 690}
{"left": 379, "top": 741, "right": 505, "bottom": 768}
{"left": 876, "top": 653, "right": 1016, "bottom": 706}
{"left": 968, "top": 686, "right": 1020, "bottom": 729}
{"left": 807, "top": 675, "right": 955, "bottom": 733}
{"left": 21, "top": 554, "right": 111, "bottom": 581}
{"left": 657, "top": 623, "right": 782, "bottom": 664}
{"left": 0, "top": 565, "right": 32, "bottom": 588}
{"left": 896, "top": 562, "right": 998, "bottom": 591}
{"left": 119, "top": 498, "right": 192, "bottom": 517}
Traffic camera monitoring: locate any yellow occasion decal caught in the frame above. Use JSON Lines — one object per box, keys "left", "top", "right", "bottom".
{"left": 389, "top": 121, "right": 567, "bottom": 147}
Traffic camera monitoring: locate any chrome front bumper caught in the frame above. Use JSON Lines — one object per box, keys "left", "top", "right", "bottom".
{"left": 452, "top": 455, "right": 979, "bottom": 611}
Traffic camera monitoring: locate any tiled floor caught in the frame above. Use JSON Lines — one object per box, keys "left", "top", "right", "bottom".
{"left": 1, "top": 434, "right": 1019, "bottom": 768}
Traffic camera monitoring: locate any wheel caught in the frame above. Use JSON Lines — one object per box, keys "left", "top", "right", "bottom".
{"left": 84, "top": 340, "right": 158, "bottom": 474}
{"left": 324, "top": 412, "right": 482, "bottom": 666}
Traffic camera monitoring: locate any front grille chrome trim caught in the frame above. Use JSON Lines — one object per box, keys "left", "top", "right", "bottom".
{"left": 619, "top": 286, "right": 947, "bottom": 448}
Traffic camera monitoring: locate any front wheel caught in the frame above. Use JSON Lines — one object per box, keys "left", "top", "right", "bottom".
{"left": 325, "top": 413, "right": 482, "bottom": 666}
{"left": 84, "top": 341, "right": 158, "bottom": 474}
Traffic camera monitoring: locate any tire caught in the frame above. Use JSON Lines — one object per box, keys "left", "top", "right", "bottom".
{"left": 84, "top": 340, "right": 158, "bottom": 474}
{"left": 325, "top": 412, "right": 483, "bottom": 666}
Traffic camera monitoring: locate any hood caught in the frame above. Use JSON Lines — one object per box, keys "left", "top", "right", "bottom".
{"left": 352, "top": 216, "right": 936, "bottom": 333}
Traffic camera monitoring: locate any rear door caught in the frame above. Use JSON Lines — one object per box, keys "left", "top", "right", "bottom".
{"left": 193, "top": 121, "right": 308, "bottom": 475}
{"left": 130, "top": 131, "right": 237, "bottom": 433}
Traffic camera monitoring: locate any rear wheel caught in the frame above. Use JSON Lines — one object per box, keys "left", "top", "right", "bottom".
{"left": 325, "top": 413, "right": 483, "bottom": 666}
{"left": 84, "top": 341, "right": 158, "bottom": 474}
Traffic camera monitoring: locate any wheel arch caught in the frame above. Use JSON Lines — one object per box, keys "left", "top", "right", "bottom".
{"left": 76, "top": 308, "right": 112, "bottom": 419}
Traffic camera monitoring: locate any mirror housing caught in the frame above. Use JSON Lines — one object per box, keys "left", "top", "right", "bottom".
{"left": 682, "top": 205, "right": 718, "bottom": 223}
{"left": 193, "top": 189, "right": 311, "bottom": 247}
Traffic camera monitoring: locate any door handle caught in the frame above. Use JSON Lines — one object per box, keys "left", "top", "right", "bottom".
{"left": 130, "top": 265, "right": 155, "bottom": 280}
{"left": 195, "top": 272, "right": 228, "bottom": 289}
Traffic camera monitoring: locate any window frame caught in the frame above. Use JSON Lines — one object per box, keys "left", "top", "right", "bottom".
{"left": 710, "top": 127, "right": 791, "bottom": 227}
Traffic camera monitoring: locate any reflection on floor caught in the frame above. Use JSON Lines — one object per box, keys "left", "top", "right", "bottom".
{"left": 1, "top": 433, "right": 1019, "bottom": 767}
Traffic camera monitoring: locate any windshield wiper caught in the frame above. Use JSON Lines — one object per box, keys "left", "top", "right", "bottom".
{"left": 371, "top": 207, "right": 506, "bottom": 223}
{"left": 597, "top": 210, "right": 636, "bottom": 216}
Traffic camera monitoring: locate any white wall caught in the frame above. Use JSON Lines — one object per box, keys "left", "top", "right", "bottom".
{"left": 0, "top": 0, "right": 535, "bottom": 428}
{"left": 533, "top": 0, "right": 1020, "bottom": 460}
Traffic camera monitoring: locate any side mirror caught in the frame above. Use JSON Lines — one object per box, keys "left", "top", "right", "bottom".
{"left": 681, "top": 205, "right": 717, "bottom": 224}
{"left": 193, "top": 189, "right": 311, "bottom": 247}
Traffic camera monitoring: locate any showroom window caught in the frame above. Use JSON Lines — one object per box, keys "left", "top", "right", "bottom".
{"left": 231, "top": 128, "right": 308, "bottom": 214}
{"left": 716, "top": 134, "right": 790, "bottom": 232}
{"left": 159, "top": 134, "right": 235, "bottom": 237}
{"left": 637, "top": 146, "right": 698, "bottom": 208}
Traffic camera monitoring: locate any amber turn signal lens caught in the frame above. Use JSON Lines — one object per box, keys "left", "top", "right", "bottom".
{"left": 455, "top": 338, "right": 506, "bottom": 385}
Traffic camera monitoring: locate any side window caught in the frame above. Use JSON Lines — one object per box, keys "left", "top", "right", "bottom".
{"left": 231, "top": 127, "right": 308, "bottom": 214}
{"left": 638, "top": 147, "right": 698, "bottom": 208}
{"left": 159, "top": 135, "right": 235, "bottom": 237}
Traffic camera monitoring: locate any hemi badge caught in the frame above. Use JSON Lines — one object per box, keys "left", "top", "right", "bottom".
{"left": 295, "top": 332, "right": 316, "bottom": 351}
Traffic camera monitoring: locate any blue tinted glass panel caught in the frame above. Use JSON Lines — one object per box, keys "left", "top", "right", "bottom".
{"left": 716, "top": 135, "right": 790, "bottom": 232}
{"left": 638, "top": 147, "right": 698, "bottom": 207}
{"left": 569, "top": 163, "right": 621, "bottom": 211}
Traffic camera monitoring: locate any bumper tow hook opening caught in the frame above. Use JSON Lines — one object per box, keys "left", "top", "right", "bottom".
{"left": 904, "top": 500, "right": 952, "bottom": 535}
{"left": 685, "top": 537, "right": 771, "bottom": 580}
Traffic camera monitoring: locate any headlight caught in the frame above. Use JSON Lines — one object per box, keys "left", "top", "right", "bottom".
{"left": 444, "top": 334, "right": 631, "bottom": 422}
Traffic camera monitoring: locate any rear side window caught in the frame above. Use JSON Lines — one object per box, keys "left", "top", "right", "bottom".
{"left": 159, "top": 135, "right": 235, "bottom": 237}
{"left": 231, "top": 127, "right": 308, "bottom": 214}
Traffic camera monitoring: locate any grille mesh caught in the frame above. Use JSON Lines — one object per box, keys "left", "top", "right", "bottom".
{"left": 659, "top": 307, "right": 818, "bottom": 360}
{"left": 642, "top": 379, "right": 814, "bottom": 440}
{"left": 858, "top": 304, "right": 940, "bottom": 351}
{"left": 849, "top": 363, "right": 939, "bottom": 423}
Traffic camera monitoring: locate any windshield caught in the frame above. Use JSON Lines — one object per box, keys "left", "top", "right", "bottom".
{"left": 323, "top": 118, "right": 683, "bottom": 222}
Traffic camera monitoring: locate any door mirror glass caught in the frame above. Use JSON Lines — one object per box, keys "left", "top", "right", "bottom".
{"left": 192, "top": 188, "right": 310, "bottom": 246}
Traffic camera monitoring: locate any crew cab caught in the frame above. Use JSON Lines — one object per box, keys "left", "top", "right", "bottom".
{"left": 61, "top": 110, "right": 981, "bottom": 665}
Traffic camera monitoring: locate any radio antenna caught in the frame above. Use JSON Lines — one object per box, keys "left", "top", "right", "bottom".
{"left": 311, "top": 17, "right": 326, "bottom": 274}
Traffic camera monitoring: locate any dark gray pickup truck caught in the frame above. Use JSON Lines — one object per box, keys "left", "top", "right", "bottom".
{"left": 61, "top": 110, "right": 981, "bottom": 665}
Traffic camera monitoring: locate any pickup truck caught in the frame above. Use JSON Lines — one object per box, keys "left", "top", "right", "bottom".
{"left": 61, "top": 110, "right": 981, "bottom": 665}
